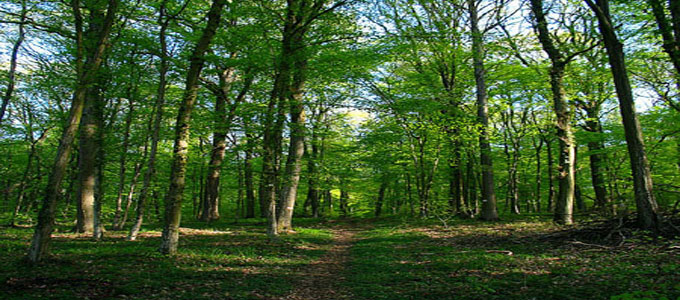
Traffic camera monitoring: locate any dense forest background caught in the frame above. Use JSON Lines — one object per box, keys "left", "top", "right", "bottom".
{"left": 0, "top": 0, "right": 679, "bottom": 262}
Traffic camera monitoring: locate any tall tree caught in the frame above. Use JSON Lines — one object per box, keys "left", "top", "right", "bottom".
{"left": 529, "top": 0, "right": 596, "bottom": 224}
{"left": 585, "top": 0, "right": 660, "bottom": 230}
{"left": 27, "top": 0, "right": 119, "bottom": 262}
{"left": 128, "top": 0, "right": 186, "bottom": 241}
{"left": 159, "top": 0, "right": 228, "bottom": 255}
{"left": 468, "top": 0, "right": 498, "bottom": 221}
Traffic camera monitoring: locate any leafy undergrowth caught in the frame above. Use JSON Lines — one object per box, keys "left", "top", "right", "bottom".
{"left": 0, "top": 219, "right": 334, "bottom": 300}
{"left": 345, "top": 217, "right": 680, "bottom": 300}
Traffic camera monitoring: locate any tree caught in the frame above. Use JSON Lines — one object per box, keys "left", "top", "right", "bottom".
{"left": 585, "top": 0, "right": 660, "bottom": 230}
{"left": 159, "top": 0, "right": 228, "bottom": 255}
{"left": 28, "top": 0, "right": 119, "bottom": 262}
{"left": 529, "top": 0, "right": 597, "bottom": 224}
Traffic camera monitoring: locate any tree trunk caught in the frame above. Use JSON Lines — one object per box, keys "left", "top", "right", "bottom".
{"left": 0, "top": 0, "right": 27, "bottom": 128}
{"left": 28, "top": 0, "right": 118, "bottom": 262}
{"left": 534, "top": 137, "right": 543, "bottom": 212}
{"left": 530, "top": 0, "right": 576, "bottom": 224}
{"left": 159, "top": 0, "right": 227, "bottom": 255}
{"left": 244, "top": 130, "right": 256, "bottom": 218}
{"left": 469, "top": 0, "right": 498, "bottom": 221}
{"left": 582, "top": 101, "right": 611, "bottom": 213}
{"left": 113, "top": 96, "right": 135, "bottom": 230}
{"left": 545, "top": 136, "right": 556, "bottom": 212}
{"left": 375, "top": 180, "right": 387, "bottom": 217}
{"left": 648, "top": 0, "right": 680, "bottom": 88}
{"left": 200, "top": 67, "right": 236, "bottom": 222}
{"left": 129, "top": 0, "right": 173, "bottom": 241}
{"left": 586, "top": 0, "right": 660, "bottom": 230}
{"left": 339, "top": 189, "right": 349, "bottom": 217}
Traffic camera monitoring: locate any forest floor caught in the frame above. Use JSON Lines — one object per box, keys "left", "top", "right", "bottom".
{"left": 0, "top": 215, "right": 679, "bottom": 299}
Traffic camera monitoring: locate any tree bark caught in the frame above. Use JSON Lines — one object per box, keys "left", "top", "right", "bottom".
{"left": 581, "top": 100, "right": 611, "bottom": 213}
{"left": 28, "top": 0, "right": 118, "bottom": 263}
{"left": 200, "top": 67, "right": 236, "bottom": 222}
{"left": 244, "top": 128, "right": 256, "bottom": 218}
{"left": 375, "top": 180, "right": 387, "bottom": 217}
{"left": 647, "top": 0, "right": 680, "bottom": 88}
{"left": 159, "top": 0, "right": 227, "bottom": 255}
{"left": 469, "top": 0, "right": 498, "bottom": 221}
{"left": 530, "top": 0, "right": 576, "bottom": 224}
{"left": 585, "top": 0, "right": 660, "bottom": 230}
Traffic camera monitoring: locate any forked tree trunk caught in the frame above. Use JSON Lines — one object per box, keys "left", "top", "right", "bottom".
{"left": 28, "top": 0, "right": 118, "bottom": 263}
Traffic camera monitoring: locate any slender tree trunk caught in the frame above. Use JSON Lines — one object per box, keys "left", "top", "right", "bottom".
{"left": 28, "top": 0, "right": 118, "bottom": 262}
{"left": 545, "top": 136, "right": 556, "bottom": 212}
{"left": 119, "top": 161, "right": 142, "bottom": 228}
{"left": 128, "top": 0, "right": 171, "bottom": 241}
{"left": 159, "top": 0, "right": 227, "bottom": 255}
{"left": 534, "top": 137, "right": 543, "bottom": 212}
{"left": 648, "top": 0, "right": 680, "bottom": 87}
{"left": 339, "top": 189, "right": 348, "bottom": 217}
{"left": 0, "top": 0, "right": 27, "bottom": 128}
{"left": 113, "top": 97, "right": 135, "bottom": 230}
{"left": 375, "top": 180, "right": 387, "bottom": 217}
{"left": 469, "top": 0, "right": 498, "bottom": 221}
{"left": 244, "top": 130, "right": 256, "bottom": 218}
{"left": 586, "top": 0, "right": 660, "bottom": 230}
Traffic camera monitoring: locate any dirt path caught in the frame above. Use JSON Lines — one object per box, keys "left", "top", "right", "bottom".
{"left": 279, "top": 227, "right": 358, "bottom": 300}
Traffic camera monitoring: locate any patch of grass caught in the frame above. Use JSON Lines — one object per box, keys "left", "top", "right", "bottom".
{"left": 0, "top": 220, "right": 335, "bottom": 300}
{"left": 344, "top": 218, "right": 680, "bottom": 300}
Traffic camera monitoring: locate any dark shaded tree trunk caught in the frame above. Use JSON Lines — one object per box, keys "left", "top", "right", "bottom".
{"left": 159, "top": 0, "right": 227, "bottom": 255}
{"left": 375, "top": 180, "right": 387, "bottom": 217}
{"left": 648, "top": 0, "right": 680, "bottom": 89}
{"left": 544, "top": 136, "right": 556, "bottom": 212}
{"left": 244, "top": 130, "right": 256, "bottom": 219}
{"left": 339, "top": 189, "right": 348, "bottom": 217}
{"left": 580, "top": 99, "right": 611, "bottom": 213}
{"left": 533, "top": 136, "right": 543, "bottom": 212}
{"left": 200, "top": 65, "right": 251, "bottom": 222}
{"left": 586, "top": 0, "right": 660, "bottom": 230}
